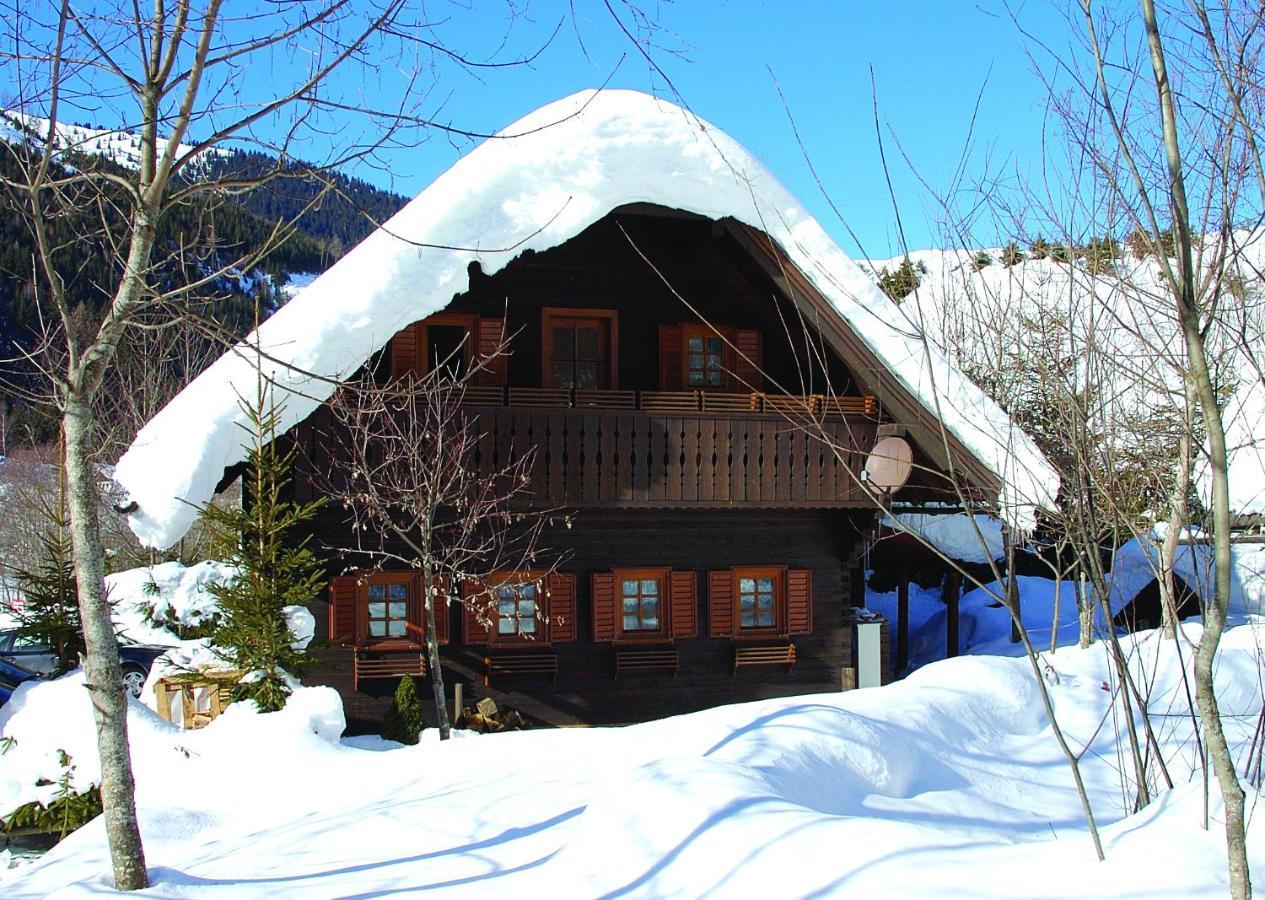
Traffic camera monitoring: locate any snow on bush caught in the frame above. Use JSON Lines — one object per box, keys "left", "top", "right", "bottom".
{"left": 107, "top": 560, "right": 237, "bottom": 645}
{"left": 0, "top": 671, "right": 344, "bottom": 825}
{"left": 4, "top": 624, "right": 1264, "bottom": 896}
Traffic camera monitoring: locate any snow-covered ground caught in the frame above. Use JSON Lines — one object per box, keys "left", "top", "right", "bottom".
{"left": 3, "top": 621, "right": 1263, "bottom": 896}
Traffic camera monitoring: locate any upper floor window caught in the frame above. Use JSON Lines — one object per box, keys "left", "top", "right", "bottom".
{"left": 683, "top": 326, "right": 727, "bottom": 388}
{"left": 659, "top": 323, "right": 762, "bottom": 392}
{"left": 543, "top": 308, "right": 617, "bottom": 389}
{"left": 387, "top": 313, "right": 505, "bottom": 386}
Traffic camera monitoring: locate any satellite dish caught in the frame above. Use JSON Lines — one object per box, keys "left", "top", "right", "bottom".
{"left": 864, "top": 436, "right": 913, "bottom": 492}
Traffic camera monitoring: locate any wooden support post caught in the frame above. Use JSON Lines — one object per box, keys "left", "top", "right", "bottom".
{"left": 1004, "top": 527, "right": 1021, "bottom": 643}
{"left": 897, "top": 573, "right": 910, "bottom": 672}
{"left": 454, "top": 682, "right": 463, "bottom": 723}
{"left": 945, "top": 571, "right": 961, "bottom": 658}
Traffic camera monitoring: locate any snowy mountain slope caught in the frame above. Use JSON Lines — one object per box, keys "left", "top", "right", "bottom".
{"left": 112, "top": 88, "right": 1058, "bottom": 550}
{"left": 3, "top": 621, "right": 1262, "bottom": 896}
{"left": 864, "top": 240, "right": 1265, "bottom": 515}
{"left": 0, "top": 111, "right": 226, "bottom": 172}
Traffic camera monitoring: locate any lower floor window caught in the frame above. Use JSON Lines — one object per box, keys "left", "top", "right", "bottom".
{"left": 497, "top": 581, "right": 539, "bottom": 636}
{"left": 737, "top": 572, "right": 777, "bottom": 629}
{"left": 368, "top": 582, "right": 410, "bottom": 638}
{"left": 621, "top": 576, "right": 662, "bottom": 632}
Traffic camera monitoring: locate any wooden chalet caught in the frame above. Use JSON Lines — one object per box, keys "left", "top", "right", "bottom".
{"left": 113, "top": 90, "right": 1056, "bottom": 731}
{"left": 291, "top": 206, "right": 1003, "bottom": 727}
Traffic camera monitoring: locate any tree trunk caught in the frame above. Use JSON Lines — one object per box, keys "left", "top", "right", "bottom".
{"left": 63, "top": 394, "right": 148, "bottom": 890}
{"left": 420, "top": 565, "right": 451, "bottom": 740}
{"left": 1159, "top": 379, "right": 1194, "bottom": 639}
{"left": 1077, "top": 568, "right": 1093, "bottom": 649}
{"left": 1142, "top": 2, "right": 1250, "bottom": 893}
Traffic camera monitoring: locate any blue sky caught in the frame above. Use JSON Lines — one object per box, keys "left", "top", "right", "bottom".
{"left": 347, "top": 0, "right": 1077, "bottom": 259}
{"left": 7, "top": 1, "right": 1078, "bottom": 258}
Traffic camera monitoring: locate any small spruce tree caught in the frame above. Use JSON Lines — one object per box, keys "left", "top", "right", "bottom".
{"left": 1001, "top": 242, "right": 1025, "bottom": 267}
{"left": 877, "top": 257, "right": 923, "bottom": 301}
{"left": 9, "top": 494, "right": 82, "bottom": 673}
{"left": 971, "top": 250, "right": 993, "bottom": 271}
{"left": 381, "top": 675, "right": 424, "bottom": 745}
{"left": 202, "top": 380, "right": 324, "bottom": 712}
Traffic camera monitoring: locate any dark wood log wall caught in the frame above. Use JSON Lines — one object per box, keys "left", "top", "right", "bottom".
{"left": 427, "top": 212, "right": 860, "bottom": 396}
{"left": 305, "top": 507, "right": 875, "bottom": 728}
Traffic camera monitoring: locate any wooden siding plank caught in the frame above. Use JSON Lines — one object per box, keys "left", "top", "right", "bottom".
{"left": 633, "top": 416, "right": 650, "bottom": 502}
{"left": 699, "top": 418, "right": 715, "bottom": 503}
{"left": 582, "top": 412, "right": 599, "bottom": 501}
{"left": 665, "top": 415, "right": 683, "bottom": 502}
{"left": 599, "top": 412, "right": 617, "bottom": 502}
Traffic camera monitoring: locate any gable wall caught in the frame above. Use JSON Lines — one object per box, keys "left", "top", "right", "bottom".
{"left": 426, "top": 211, "right": 859, "bottom": 394}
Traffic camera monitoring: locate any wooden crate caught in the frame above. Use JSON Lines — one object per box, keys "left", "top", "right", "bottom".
{"left": 153, "top": 671, "right": 240, "bottom": 730}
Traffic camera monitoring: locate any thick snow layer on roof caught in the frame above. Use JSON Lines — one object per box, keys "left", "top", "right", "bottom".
{"left": 114, "top": 89, "right": 1058, "bottom": 549}
{"left": 1106, "top": 533, "right": 1265, "bottom": 618}
{"left": 882, "top": 512, "right": 1006, "bottom": 563}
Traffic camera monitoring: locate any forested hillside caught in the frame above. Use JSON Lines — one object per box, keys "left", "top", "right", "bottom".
{"left": 0, "top": 119, "right": 407, "bottom": 447}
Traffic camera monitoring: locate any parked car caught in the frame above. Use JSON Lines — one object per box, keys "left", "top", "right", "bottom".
{"left": 0, "top": 629, "right": 170, "bottom": 699}
{"left": 0, "top": 655, "right": 40, "bottom": 707}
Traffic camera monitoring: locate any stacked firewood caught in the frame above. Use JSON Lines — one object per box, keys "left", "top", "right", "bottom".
{"left": 460, "top": 697, "right": 531, "bottom": 733}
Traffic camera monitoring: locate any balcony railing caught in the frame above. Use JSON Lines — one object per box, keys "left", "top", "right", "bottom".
{"left": 460, "top": 386, "right": 877, "bottom": 418}
{"left": 463, "top": 401, "right": 877, "bottom": 508}
{"left": 294, "top": 389, "right": 878, "bottom": 509}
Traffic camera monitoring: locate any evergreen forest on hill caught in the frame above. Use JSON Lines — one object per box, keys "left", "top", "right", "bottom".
{"left": 0, "top": 138, "right": 407, "bottom": 448}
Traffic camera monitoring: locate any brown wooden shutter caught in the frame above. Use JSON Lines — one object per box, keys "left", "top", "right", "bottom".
{"left": 787, "top": 569, "right": 813, "bottom": 636}
{"left": 659, "top": 324, "right": 683, "bottom": 390}
{"left": 734, "top": 328, "right": 763, "bottom": 390}
{"left": 708, "top": 570, "right": 735, "bottom": 638}
{"left": 592, "top": 572, "right": 616, "bottom": 642}
{"left": 547, "top": 573, "right": 576, "bottom": 642}
{"left": 328, "top": 575, "right": 359, "bottom": 644}
{"left": 669, "top": 570, "right": 698, "bottom": 639}
{"left": 461, "top": 579, "right": 490, "bottom": 644}
{"left": 473, "top": 316, "right": 508, "bottom": 386}
{"left": 389, "top": 323, "right": 422, "bottom": 379}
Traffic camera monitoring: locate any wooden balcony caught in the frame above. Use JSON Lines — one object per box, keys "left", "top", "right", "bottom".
{"left": 462, "top": 389, "right": 878, "bottom": 508}
{"left": 294, "top": 389, "right": 879, "bottom": 510}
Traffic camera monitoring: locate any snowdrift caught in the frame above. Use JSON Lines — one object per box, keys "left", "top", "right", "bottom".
{"left": 3, "top": 623, "right": 1264, "bottom": 896}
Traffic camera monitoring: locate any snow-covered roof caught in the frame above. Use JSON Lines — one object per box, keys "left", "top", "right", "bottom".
{"left": 1107, "top": 532, "right": 1265, "bottom": 618}
{"left": 870, "top": 244, "right": 1265, "bottom": 517}
{"left": 881, "top": 513, "right": 1006, "bottom": 564}
{"left": 113, "top": 89, "right": 1058, "bottom": 549}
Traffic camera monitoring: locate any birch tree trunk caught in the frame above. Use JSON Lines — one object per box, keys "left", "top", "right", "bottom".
{"left": 62, "top": 393, "right": 147, "bottom": 891}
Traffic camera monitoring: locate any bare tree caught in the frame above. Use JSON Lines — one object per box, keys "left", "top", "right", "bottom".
{"left": 324, "top": 368, "right": 564, "bottom": 740}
